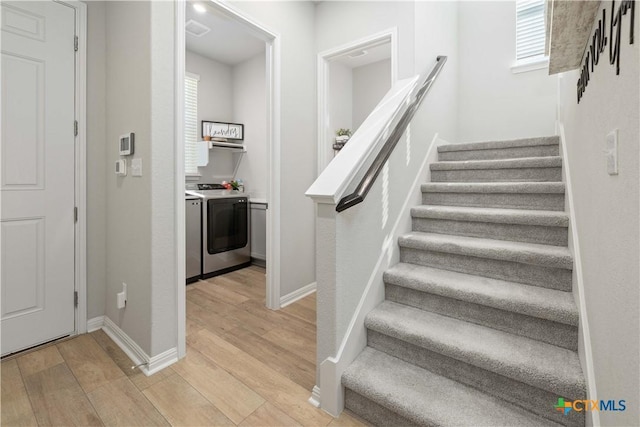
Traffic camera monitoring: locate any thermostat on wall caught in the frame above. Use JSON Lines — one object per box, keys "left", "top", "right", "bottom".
{"left": 119, "top": 133, "right": 135, "bottom": 155}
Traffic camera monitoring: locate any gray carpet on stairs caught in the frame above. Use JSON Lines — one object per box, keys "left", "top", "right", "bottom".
{"left": 342, "top": 136, "right": 586, "bottom": 426}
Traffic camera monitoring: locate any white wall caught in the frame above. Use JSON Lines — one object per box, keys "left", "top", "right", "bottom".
{"left": 233, "top": 53, "right": 267, "bottom": 200}
{"left": 315, "top": 1, "right": 415, "bottom": 80}
{"left": 86, "top": 1, "right": 107, "bottom": 320}
{"left": 229, "top": 1, "right": 317, "bottom": 298}
{"left": 185, "top": 51, "right": 235, "bottom": 182}
{"left": 457, "top": 1, "right": 557, "bottom": 141}
{"left": 352, "top": 59, "right": 391, "bottom": 130}
{"left": 558, "top": 3, "right": 639, "bottom": 425}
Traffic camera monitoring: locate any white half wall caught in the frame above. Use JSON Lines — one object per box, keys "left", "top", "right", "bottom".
{"left": 352, "top": 59, "right": 391, "bottom": 130}
{"left": 557, "top": 2, "right": 639, "bottom": 426}
{"left": 185, "top": 51, "right": 235, "bottom": 182}
{"left": 457, "top": 1, "right": 557, "bottom": 142}
{"left": 233, "top": 53, "right": 267, "bottom": 200}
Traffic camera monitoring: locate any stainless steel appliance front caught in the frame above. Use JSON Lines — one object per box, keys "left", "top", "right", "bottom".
{"left": 202, "top": 196, "right": 251, "bottom": 278}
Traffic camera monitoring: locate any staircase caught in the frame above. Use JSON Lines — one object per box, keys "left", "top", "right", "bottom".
{"left": 342, "top": 136, "right": 586, "bottom": 426}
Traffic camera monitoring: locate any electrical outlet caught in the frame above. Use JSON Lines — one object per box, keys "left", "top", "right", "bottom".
{"left": 606, "top": 129, "right": 618, "bottom": 175}
{"left": 117, "top": 282, "right": 128, "bottom": 309}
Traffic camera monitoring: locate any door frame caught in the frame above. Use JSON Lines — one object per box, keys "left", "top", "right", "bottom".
{"left": 174, "top": 0, "right": 282, "bottom": 357}
{"left": 61, "top": 0, "right": 88, "bottom": 336}
{"left": 316, "top": 28, "right": 398, "bottom": 174}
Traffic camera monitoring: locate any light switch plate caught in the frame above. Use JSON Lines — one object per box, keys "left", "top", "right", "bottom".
{"left": 606, "top": 129, "right": 618, "bottom": 175}
{"left": 131, "top": 158, "right": 143, "bottom": 177}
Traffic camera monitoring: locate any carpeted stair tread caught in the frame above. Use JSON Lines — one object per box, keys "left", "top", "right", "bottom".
{"left": 365, "top": 301, "right": 586, "bottom": 399}
{"left": 342, "top": 347, "right": 561, "bottom": 427}
{"left": 422, "top": 181, "right": 566, "bottom": 194}
{"left": 398, "top": 232, "right": 573, "bottom": 269}
{"left": 411, "top": 205, "right": 569, "bottom": 227}
{"left": 431, "top": 156, "right": 562, "bottom": 170}
{"left": 438, "top": 136, "right": 559, "bottom": 153}
{"left": 384, "top": 263, "right": 578, "bottom": 326}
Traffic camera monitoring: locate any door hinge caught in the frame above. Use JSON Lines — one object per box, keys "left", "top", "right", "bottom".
{"left": 74, "top": 207, "right": 78, "bottom": 223}
{"left": 74, "top": 291, "right": 78, "bottom": 307}
{"left": 74, "top": 120, "right": 78, "bottom": 136}
{"left": 74, "top": 36, "right": 78, "bottom": 52}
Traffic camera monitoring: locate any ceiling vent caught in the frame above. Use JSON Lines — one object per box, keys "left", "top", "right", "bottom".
{"left": 348, "top": 50, "right": 368, "bottom": 59}
{"left": 185, "top": 19, "right": 211, "bottom": 38}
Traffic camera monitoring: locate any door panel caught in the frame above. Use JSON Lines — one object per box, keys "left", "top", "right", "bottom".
{"left": 1, "top": 1, "right": 76, "bottom": 355}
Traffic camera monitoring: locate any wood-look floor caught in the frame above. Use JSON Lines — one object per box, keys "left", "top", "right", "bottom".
{"left": 1, "top": 266, "right": 367, "bottom": 427}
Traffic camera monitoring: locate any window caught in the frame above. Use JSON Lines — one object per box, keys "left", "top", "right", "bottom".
{"left": 184, "top": 72, "right": 200, "bottom": 175}
{"left": 515, "top": 0, "right": 546, "bottom": 61}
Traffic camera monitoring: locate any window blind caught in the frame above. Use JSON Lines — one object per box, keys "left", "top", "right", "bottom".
{"left": 184, "top": 73, "right": 200, "bottom": 175}
{"left": 516, "top": 0, "right": 546, "bottom": 61}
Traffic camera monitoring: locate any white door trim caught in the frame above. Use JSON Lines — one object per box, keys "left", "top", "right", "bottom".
{"left": 57, "top": 0, "right": 88, "bottom": 336}
{"left": 174, "top": 0, "right": 187, "bottom": 358}
{"left": 174, "top": 0, "right": 282, "bottom": 354}
{"left": 316, "top": 28, "right": 399, "bottom": 175}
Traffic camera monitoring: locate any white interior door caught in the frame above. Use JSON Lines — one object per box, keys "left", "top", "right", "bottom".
{"left": 1, "top": 0, "right": 76, "bottom": 355}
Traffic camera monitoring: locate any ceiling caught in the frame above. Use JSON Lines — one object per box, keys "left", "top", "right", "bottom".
{"left": 332, "top": 42, "right": 392, "bottom": 69}
{"left": 185, "top": 1, "right": 265, "bottom": 66}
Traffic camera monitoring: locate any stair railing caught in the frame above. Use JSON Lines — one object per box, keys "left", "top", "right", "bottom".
{"left": 335, "top": 55, "right": 447, "bottom": 212}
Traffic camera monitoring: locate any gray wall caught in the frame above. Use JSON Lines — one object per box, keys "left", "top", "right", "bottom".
{"left": 96, "top": 1, "right": 177, "bottom": 357}
{"left": 558, "top": 2, "right": 639, "bottom": 425}
{"left": 352, "top": 59, "right": 391, "bottom": 130}
{"left": 233, "top": 53, "right": 268, "bottom": 201}
{"left": 230, "top": 1, "right": 318, "bottom": 298}
{"left": 104, "top": 0, "right": 153, "bottom": 353}
{"left": 86, "top": 1, "right": 107, "bottom": 320}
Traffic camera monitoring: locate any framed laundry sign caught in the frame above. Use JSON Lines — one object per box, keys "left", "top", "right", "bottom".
{"left": 202, "top": 121, "right": 244, "bottom": 141}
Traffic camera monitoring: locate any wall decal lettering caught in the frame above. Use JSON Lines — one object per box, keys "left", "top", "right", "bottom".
{"left": 577, "top": 0, "right": 635, "bottom": 103}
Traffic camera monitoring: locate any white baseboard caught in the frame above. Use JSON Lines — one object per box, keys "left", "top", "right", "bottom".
{"left": 280, "top": 282, "right": 316, "bottom": 308}
{"left": 557, "top": 123, "right": 599, "bottom": 427}
{"left": 87, "top": 316, "right": 105, "bottom": 332}
{"left": 308, "top": 385, "right": 321, "bottom": 408}
{"left": 318, "top": 133, "right": 444, "bottom": 417}
{"left": 101, "top": 316, "right": 178, "bottom": 377}
{"left": 147, "top": 347, "right": 179, "bottom": 375}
